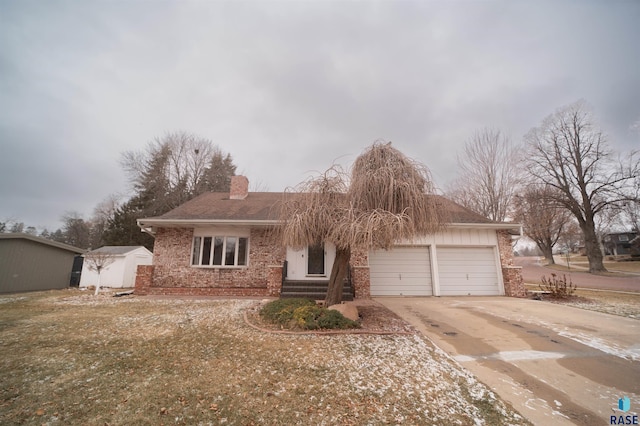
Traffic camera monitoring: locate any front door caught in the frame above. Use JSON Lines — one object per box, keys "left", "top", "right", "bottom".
{"left": 307, "top": 243, "right": 325, "bottom": 276}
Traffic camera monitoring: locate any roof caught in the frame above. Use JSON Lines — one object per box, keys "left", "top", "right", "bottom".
{"left": 0, "top": 233, "right": 85, "bottom": 254}
{"left": 87, "top": 246, "right": 150, "bottom": 256}
{"left": 138, "top": 192, "right": 521, "bottom": 234}
{"left": 151, "top": 192, "right": 285, "bottom": 222}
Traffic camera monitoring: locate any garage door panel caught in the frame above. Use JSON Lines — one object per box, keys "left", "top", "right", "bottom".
{"left": 437, "top": 247, "right": 500, "bottom": 296}
{"left": 369, "top": 247, "right": 432, "bottom": 296}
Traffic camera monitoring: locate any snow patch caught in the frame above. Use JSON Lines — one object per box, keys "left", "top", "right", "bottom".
{"left": 557, "top": 331, "right": 640, "bottom": 361}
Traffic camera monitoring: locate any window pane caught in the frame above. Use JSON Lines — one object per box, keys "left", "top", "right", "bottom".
{"left": 225, "top": 237, "right": 237, "bottom": 265}
{"left": 192, "top": 237, "right": 201, "bottom": 265}
{"left": 201, "top": 237, "right": 212, "bottom": 266}
{"left": 237, "top": 238, "right": 248, "bottom": 266}
{"left": 213, "top": 237, "right": 224, "bottom": 265}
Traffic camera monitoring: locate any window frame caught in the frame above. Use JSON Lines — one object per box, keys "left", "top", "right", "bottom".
{"left": 191, "top": 234, "right": 249, "bottom": 268}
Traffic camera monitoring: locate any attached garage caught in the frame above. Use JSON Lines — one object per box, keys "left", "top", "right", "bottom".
{"left": 368, "top": 237, "right": 504, "bottom": 297}
{"left": 437, "top": 247, "right": 501, "bottom": 296}
{"left": 369, "top": 246, "right": 432, "bottom": 296}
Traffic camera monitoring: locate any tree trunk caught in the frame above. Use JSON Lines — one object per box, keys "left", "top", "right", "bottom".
{"left": 325, "top": 247, "right": 351, "bottom": 307}
{"left": 94, "top": 272, "right": 102, "bottom": 296}
{"left": 581, "top": 222, "right": 607, "bottom": 273}
{"left": 541, "top": 245, "right": 555, "bottom": 265}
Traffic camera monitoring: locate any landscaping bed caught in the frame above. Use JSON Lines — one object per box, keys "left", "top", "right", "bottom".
{"left": 247, "top": 298, "right": 417, "bottom": 334}
{"left": 0, "top": 289, "right": 527, "bottom": 425}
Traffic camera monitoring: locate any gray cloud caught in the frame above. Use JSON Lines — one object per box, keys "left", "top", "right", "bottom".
{"left": 1, "top": 0, "right": 638, "bottom": 230}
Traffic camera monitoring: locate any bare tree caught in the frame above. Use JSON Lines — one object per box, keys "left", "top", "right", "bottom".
{"left": 90, "top": 194, "right": 122, "bottom": 249}
{"left": 61, "top": 212, "right": 91, "bottom": 249}
{"left": 0, "top": 217, "right": 20, "bottom": 233}
{"left": 121, "top": 131, "right": 237, "bottom": 214}
{"left": 524, "top": 100, "right": 639, "bottom": 272}
{"left": 447, "top": 128, "right": 521, "bottom": 221}
{"left": 279, "top": 142, "right": 449, "bottom": 306}
{"left": 84, "top": 250, "right": 116, "bottom": 295}
{"left": 514, "top": 185, "right": 571, "bottom": 264}
{"left": 556, "top": 220, "right": 583, "bottom": 254}
{"left": 618, "top": 174, "right": 640, "bottom": 232}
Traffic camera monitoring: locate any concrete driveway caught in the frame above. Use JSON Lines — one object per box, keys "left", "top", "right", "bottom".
{"left": 376, "top": 297, "right": 640, "bottom": 426}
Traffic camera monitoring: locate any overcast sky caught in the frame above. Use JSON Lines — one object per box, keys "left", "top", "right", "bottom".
{"left": 1, "top": 0, "right": 639, "bottom": 231}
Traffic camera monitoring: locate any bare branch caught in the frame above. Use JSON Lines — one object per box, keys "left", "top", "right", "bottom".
{"left": 524, "top": 100, "right": 637, "bottom": 272}
{"left": 278, "top": 141, "right": 450, "bottom": 306}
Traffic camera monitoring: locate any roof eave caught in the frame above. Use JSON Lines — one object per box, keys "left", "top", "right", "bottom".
{"left": 449, "top": 222, "right": 523, "bottom": 235}
{"left": 137, "top": 218, "right": 280, "bottom": 236}
{"left": 137, "top": 219, "right": 522, "bottom": 236}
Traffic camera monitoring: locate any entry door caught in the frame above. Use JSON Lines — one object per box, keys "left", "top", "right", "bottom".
{"left": 307, "top": 243, "right": 325, "bottom": 275}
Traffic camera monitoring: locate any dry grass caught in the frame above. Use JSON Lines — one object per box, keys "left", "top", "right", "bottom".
{"left": 525, "top": 284, "right": 640, "bottom": 319}
{"left": 0, "top": 290, "right": 527, "bottom": 426}
{"left": 602, "top": 261, "right": 640, "bottom": 273}
{"left": 554, "top": 256, "right": 640, "bottom": 274}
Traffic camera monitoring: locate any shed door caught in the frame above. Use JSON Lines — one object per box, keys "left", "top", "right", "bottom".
{"left": 369, "top": 247, "right": 432, "bottom": 296}
{"left": 437, "top": 247, "right": 500, "bottom": 295}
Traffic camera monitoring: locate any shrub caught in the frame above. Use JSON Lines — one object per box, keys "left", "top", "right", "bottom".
{"left": 539, "top": 273, "right": 576, "bottom": 299}
{"left": 259, "top": 298, "right": 316, "bottom": 325}
{"left": 260, "top": 298, "right": 360, "bottom": 330}
{"left": 293, "top": 305, "right": 323, "bottom": 329}
{"left": 316, "top": 309, "right": 359, "bottom": 330}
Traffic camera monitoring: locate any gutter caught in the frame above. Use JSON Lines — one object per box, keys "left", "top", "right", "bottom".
{"left": 137, "top": 218, "right": 522, "bottom": 237}
{"left": 137, "top": 218, "right": 280, "bottom": 237}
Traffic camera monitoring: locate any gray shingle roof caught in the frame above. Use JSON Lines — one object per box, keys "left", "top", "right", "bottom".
{"left": 141, "top": 192, "right": 497, "bottom": 225}
{"left": 88, "top": 246, "right": 146, "bottom": 255}
{"left": 0, "top": 233, "right": 85, "bottom": 254}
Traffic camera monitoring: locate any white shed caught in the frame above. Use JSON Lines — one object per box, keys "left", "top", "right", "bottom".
{"left": 79, "top": 246, "right": 153, "bottom": 289}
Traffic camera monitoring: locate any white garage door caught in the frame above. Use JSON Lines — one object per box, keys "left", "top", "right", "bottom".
{"left": 437, "top": 247, "right": 500, "bottom": 296}
{"left": 369, "top": 247, "right": 432, "bottom": 296}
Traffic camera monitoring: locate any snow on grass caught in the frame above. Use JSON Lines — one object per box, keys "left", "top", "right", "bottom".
{"left": 1, "top": 292, "right": 528, "bottom": 425}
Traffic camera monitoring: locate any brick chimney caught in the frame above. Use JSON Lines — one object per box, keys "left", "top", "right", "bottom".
{"left": 230, "top": 175, "right": 249, "bottom": 200}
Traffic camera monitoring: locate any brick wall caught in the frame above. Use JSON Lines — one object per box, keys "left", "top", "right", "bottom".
{"left": 350, "top": 248, "right": 371, "bottom": 299}
{"left": 134, "top": 264, "right": 153, "bottom": 295}
{"left": 230, "top": 176, "right": 249, "bottom": 200}
{"left": 138, "top": 227, "right": 525, "bottom": 299}
{"left": 496, "top": 230, "right": 527, "bottom": 297}
{"left": 267, "top": 265, "right": 283, "bottom": 297}
{"left": 141, "top": 227, "right": 285, "bottom": 297}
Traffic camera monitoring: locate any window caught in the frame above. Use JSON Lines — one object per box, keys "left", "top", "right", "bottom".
{"left": 619, "top": 235, "right": 629, "bottom": 242}
{"left": 192, "top": 236, "right": 248, "bottom": 267}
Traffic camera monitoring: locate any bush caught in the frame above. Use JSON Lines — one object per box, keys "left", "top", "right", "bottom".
{"left": 540, "top": 273, "right": 576, "bottom": 299}
{"left": 260, "top": 298, "right": 360, "bottom": 330}
{"left": 316, "top": 308, "right": 359, "bottom": 330}
{"left": 259, "top": 298, "right": 316, "bottom": 325}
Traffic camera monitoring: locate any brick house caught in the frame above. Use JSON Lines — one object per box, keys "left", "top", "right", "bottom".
{"left": 135, "top": 176, "right": 526, "bottom": 298}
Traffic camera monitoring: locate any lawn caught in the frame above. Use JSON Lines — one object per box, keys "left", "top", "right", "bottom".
{"left": 554, "top": 256, "right": 640, "bottom": 274}
{"left": 0, "top": 290, "right": 527, "bottom": 425}
{"left": 524, "top": 284, "right": 640, "bottom": 319}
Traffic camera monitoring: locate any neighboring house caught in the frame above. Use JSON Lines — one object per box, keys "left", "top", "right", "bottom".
{"left": 0, "top": 233, "right": 85, "bottom": 293}
{"left": 602, "top": 232, "right": 639, "bottom": 257}
{"left": 136, "top": 176, "right": 526, "bottom": 298}
{"left": 80, "top": 246, "right": 153, "bottom": 289}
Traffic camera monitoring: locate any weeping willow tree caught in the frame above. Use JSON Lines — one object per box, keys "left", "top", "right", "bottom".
{"left": 279, "top": 142, "right": 449, "bottom": 306}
